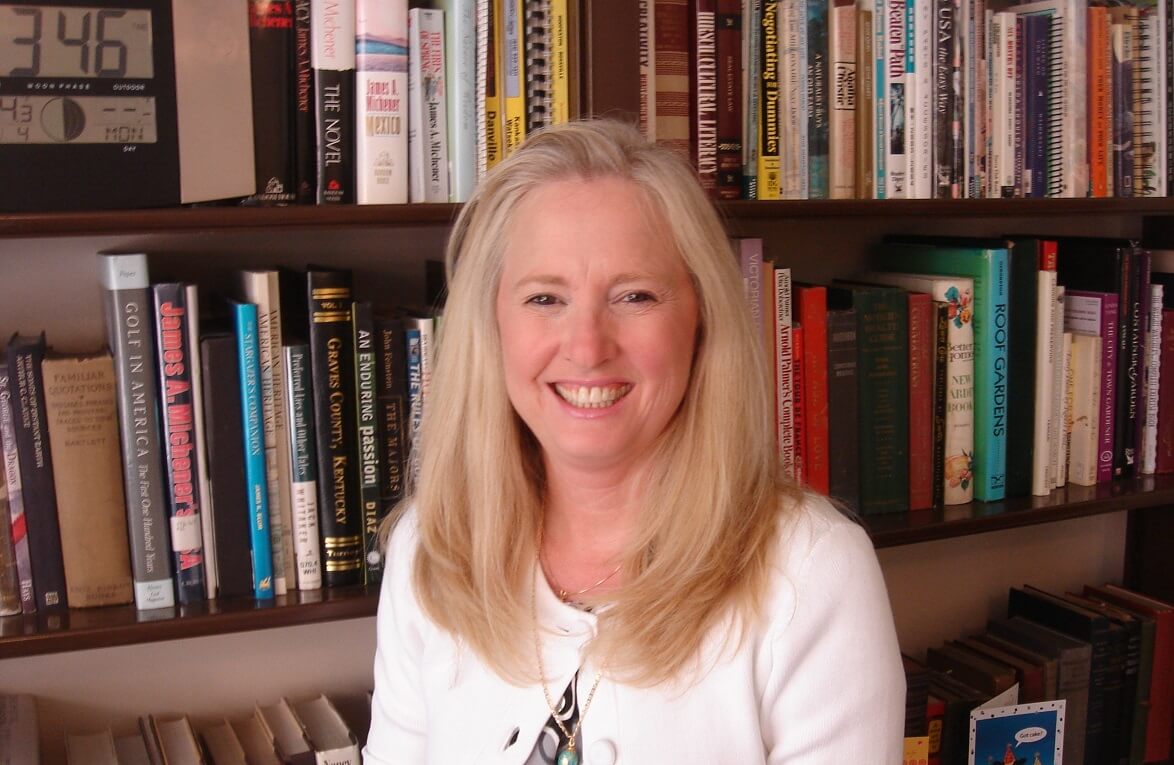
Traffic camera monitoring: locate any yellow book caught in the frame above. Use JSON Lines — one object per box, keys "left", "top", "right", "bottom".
{"left": 757, "top": 0, "right": 782, "bottom": 199}
{"left": 497, "top": 0, "right": 527, "bottom": 156}
{"left": 485, "top": 0, "right": 505, "bottom": 170}
{"left": 550, "top": 0, "right": 570, "bottom": 124}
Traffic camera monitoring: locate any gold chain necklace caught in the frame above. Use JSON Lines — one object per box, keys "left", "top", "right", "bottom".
{"left": 531, "top": 564, "right": 605, "bottom": 765}
{"left": 539, "top": 546, "right": 623, "bottom": 603}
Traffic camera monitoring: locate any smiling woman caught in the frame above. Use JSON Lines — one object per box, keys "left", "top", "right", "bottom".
{"left": 364, "top": 120, "right": 906, "bottom": 765}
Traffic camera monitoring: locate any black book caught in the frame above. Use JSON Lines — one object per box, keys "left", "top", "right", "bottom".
{"left": 825, "top": 304, "right": 858, "bottom": 510}
{"left": 245, "top": 0, "right": 297, "bottom": 205}
{"left": 372, "top": 312, "right": 409, "bottom": 572}
{"left": 1003, "top": 236, "right": 1042, "bottom": 498}
{"left": 6, "top": 334, "right": 66, "bottom": 611}
{"left": 902, "top": 654, "right": 931, "bottom": 738}
{"left": 306, "top": 268, "right": 362, "bottom": 586}
{"left": 310, "top": 0, "right": 356, "bottom": 204}
{"left": 352, "top": 302, "right": 381, "bottom": 585}
{"left": 293, "top": 0, "right": 317, "bottom": 204}
{"left": 199, "top": 333, "right": 254, "bottom": 600}
{"left": 1007, "top": 585, "right": 1126, "bottom": 765}
{"left": 1055, "top": 237, "right": 1142, "bottom": 478}
{"left": 927, "top": 669, "right": 986, "bottom": 765}
{"left": 930, "top": 301, "right": 948, "bottom": 507}
{"left": 927, "top": 641, "right": 1019, "bottom": 698}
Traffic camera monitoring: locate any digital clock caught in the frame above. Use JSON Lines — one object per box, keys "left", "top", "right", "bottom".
{"left": 0, "top": 0, "right": 255, "bottom": 211}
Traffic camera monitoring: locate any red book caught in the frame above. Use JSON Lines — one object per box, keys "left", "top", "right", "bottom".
{"left": 797, "top": 286, "right": 829, "bottom": 493}
{"left": 1157, "top": 310, "right": 1174, "bottom": 474}
{"left": 714, "top": 0, "right": 743, "bottom": 198}
{"left": 907, "top": 291, "right": 934, "bottom": 509}
{"left": 654, "top": 0, "right": 691, "bottom": 161}
{"left": 1083, "top": 583, "right": 1174, "bottom": 762}
{"left": 792, "top": 324, "right": 806, "bottom": 485}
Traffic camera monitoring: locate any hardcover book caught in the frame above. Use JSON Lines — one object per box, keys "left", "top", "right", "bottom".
{"left": 312, "top": 0, "right": 357, "bottom": 203}
{"left": 435, "top": 0, "right": 477, "bottom": 201}
{"left": 0, "top": 370, "right": 34, "bottom": 613}
{"left": 7, "top": 334, "right": 67, "bottom": 612}
{"left": 825, "top": 304, "right": 859, "bottom": 509}
{"left": 0, "top": 441, "right": 17, "bottom": 616}
{"left": 98, "top": 253, "right": 175, "bottom": 610}
{"left": 1063, "top": 290, "right": 1118, "bottom": 484}
{"left": 245, "top": 0, "right": 297, "bottom": 205}
{"left": 356, "top": 0, "right": 409, "bottom": 205}
{"left": 284, "top": 343, "right": 322, "bottom": 591}
{"left": 42, "top": 352, "right": 134, "bottom": 608}
{"left": 291, "top": 695, "right": 361, "bottom": 765}
{"left": 306, "top": 269, "right": 363, "bottom": 587}
{"left": 153, "top": 284, "right": 207, "bottom": 604}
{"left": 409, "top": 7, "right": 451, "bottom": 202}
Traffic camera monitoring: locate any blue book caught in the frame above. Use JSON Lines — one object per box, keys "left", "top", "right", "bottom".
{"left": 1021, "top": 14, "right": 1051, "bottom": 198}
{"left": 807, "top": 0, "right": 830, "bottom": 199}
{"left": 232, "top": 300, "right": 274, "bottom": 599}
{"left": 876, "top": 237, "right": 1010, "bottom": 502}
{"left": 405, "top": 327, "right": 423, "bottom": 492}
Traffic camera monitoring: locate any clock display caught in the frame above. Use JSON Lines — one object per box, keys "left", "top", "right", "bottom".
{"left": 0, "top": 5, "right": 153, "bottom": 79}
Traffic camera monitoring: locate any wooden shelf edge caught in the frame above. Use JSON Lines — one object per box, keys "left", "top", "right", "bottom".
{"left": 867, "top": 475, "right": 1174, "bottom": 547}
{"left": 3, "top": 197, "right": 1172, "bottom": 238}
{"left": 0, "top": 585, "right": 378, "bottom": 660}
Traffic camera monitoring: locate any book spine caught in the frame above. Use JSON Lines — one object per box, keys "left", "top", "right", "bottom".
{"left": 855, "top": 289, "right": 909, "bottom": 513}
{"left": 352, "top": 303, "right": 382, "bottom": 584}
{"left": 1156, "top": 310, "right": 1174, "bottom": 474}
{"left": 758, "top": 0, "right": 782, "bottom": 197}
{"left": 1098, "top": 295, "right": 1119, "bottom": 484}
{"left": 871, "top": 0, "right": 885, "bottom": 198}
{"left": 442, "top": 0, "right": 477, "bottom": 200}
{"left": 549, "top": 0, "right": 569, "bottom": 125}
{"left": 806, "top": 0, "right": 829, "bottom": 199}
{"left": 1005, "top": 239, "right": 1040, "bottom": 498}
{"left": 781, "top": 0, "right": 809, "bottom": 199}
{"left": 1051, "top": 286, "right": 1067, "bottom": 487}
{"left": 0, "top": 453, "right": 16, "bottom": 616}
{"left": 373, "top": 315, "right": 409, "bottom": 553}
{"left": 1112, "top": 19, "right": 1134, "bottom": 198}
{"left": 500, "top": 0, "right": 526, "bottom": 155}
{"left": 742, "top": 0, "right": 760, "bottom": 198}
{"left": 483, "top": 0, "right": 504, "bottom": 172}
{"left": 826, "top": 308, "right": 859, "bottom": 507}
{"left": 97, "top": 254, "right": 174, "bottom": 610}
{"left": 1165, "top": 0, "right": 1172, "bottom": 195}
{"left": 855, "top": 6, "right": 874, "bottom": 198}
{"left": 1141, "top": 284, "right": 1163, "bottom": 474}
{"left": 183, "top": 285, "right": 215, "bottom": 600}
{"left": 716, "top": 0, "right": 744, "bottom": 199}
{"left": 932, "top": 0, "right": 957, "bottom": 198}
{"left": 792, "top": 324, "right": 806, "bottom": 484}
{"left": 1067, "top": 333, "right": 1102, "bottom": 485}
{"left": 284, "top": 344, "right": 322, "bottom": 590}
{"left": 7, "top": 336, "right": 66, "bottom": 611}
{"left": 233, "top": 303, "right": 275, "bottom": 600}
{"left": 356, "top": 0, "right": 409, "bottom": 205}
{"left": 1024, "top": 16, "right": 1049, "bottom": 198}
{"left": 942, "top": 283, "right": 975, "bottom": 505}
{"left": 797, "top": 286, "right": 829, "bottom": 493}
{"left": 907, "top": 291, "right": 933, "bottom": 509}
{"left": 907, "top": 0, "right": 931, "bottom": 199}
{"left": 739, "top": 238, "right": 766, "bottom": 328}
{"left": 294, "top": 0, "right": 317, "bottom": 203}
{"left": 1013, "top": 15, "right": 1026, "bottom": 196}
{"left": 152, "top": 285, "right": 206, "bottom": 604}
{"left": 405, "top": 327, "right": 424, "bottom": 491}
{"left": 199, "top": 335, "right": 254, "bottom": 600}
{"left": 246, "top": 0, "right": 297, "bottom": 205}
{"left": 0, "top": 371, "right": 34, "bottom": 613}
{"left": 990, "top": 13, "right": 1016, "bottom": 197}
{"left": 241, "top": 273, "right": 294, "bottom": 597}
{"left": 774, "top": 267, "right": 796, "bottom": 479}
{"left": 931, "top": 302, "right": 948, "bottom": 506}
{"left": 43, "top": 353, "right": 134, "bottom": 608}
{"left": 1137, "top": 12, "right": 1164, "bottom": 197}
{"left": 1032, "top": 264, "right": 1057, "bottom": 494}
{"left": 306, "top": 270, "right": 363, "bottom": 586}
{"left": 694, "top": 0, "right": 719, "bottom": 194}
{"left": 882, "top": 0, "right": 906, "bottom": 198}
{"left": 829, "top": 0, "right": 856, "bottom": 198}
{"left": 311, "top": 0, "right": 356, "bottom": 204}
{"left": 1088, "top": 7, "right": 1111, "bottom": 198}
{"left": 409, "top": 8, "right": 451, "bottom": 202}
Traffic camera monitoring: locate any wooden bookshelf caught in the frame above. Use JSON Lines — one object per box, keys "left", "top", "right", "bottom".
{"left": 0, "top": 585, "right": 378, "bottom": 660}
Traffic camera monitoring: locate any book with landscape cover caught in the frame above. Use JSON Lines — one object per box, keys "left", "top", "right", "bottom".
{"left": 7, "top": 334, "right": 67, "bottom": 612}
{"left": 42, "top": 352, "right": 134, "bottom": 608}
{"left": 153, "top": 284, "right": 207, "bottom": 604}
{"left": 356, "top": 0, "right": 409, "bottom": 205}
{"left": 199, "top": 332, "right": 255, "bottom": 600}
{"left": 98, "top": 253, "right": 174, "bottom": 610}
{"left": 306, "top": 268, "right": 363, "bottom": 587}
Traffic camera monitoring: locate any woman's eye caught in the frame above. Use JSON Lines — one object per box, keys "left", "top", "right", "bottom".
{"left": 620, "top": 291, "right": 655, "bottom": 304}
{"left": 526, "top": 294, "right": 559, "bottom": 306}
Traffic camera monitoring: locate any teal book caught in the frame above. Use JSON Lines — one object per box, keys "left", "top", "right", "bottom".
{"left": 232, "top": 300, "right": 275, "bottom": 600}
{"left": 876, "top": 237, "right": 1009, "bottom": 502}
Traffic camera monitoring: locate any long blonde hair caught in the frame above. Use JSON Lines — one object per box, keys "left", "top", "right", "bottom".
{"left": 401, "top": 119, "right": 800, "bottom": 686}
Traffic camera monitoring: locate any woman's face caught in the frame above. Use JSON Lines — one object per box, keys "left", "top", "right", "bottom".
{"left": 495, "top": 177, "right": 700, "bottom": 477}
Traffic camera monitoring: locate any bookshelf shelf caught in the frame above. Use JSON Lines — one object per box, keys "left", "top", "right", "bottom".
{"left": 867, "top": 475, "right": 1174, "bottom": 548}
{"left": 0, "top": 586, "right": 378, "bottom": 660}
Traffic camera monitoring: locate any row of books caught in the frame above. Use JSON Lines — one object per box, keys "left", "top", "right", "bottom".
{"left": 248, "top": 0, "right": 573, "bottom": 207}
{"left": 902, "top": 582, "right": 1174, "bottom": 765}
{"left": 743, "top": 235, "right": 1174, "bottom": 514}
{"left": 641, "top": 0, "right": 1173, "bottom": 200}
{"left": 0, "top": 693, "right": 364, "bottom": 765}
{"left": 0, "top": 254, "right": 438, "bottom": 616}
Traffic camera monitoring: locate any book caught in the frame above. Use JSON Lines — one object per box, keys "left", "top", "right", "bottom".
{"left": 1002, "top": 237, "right": 1043, "bottom": 499}
{"left": 231, "top": 300, "right": 276, "bottom": 600}
{"left": 1015, "top": 238, "right": 1056, "bottom": 496}
{"left": 7, "top": 334, "right": 67, "bottom": 611}
{"left": 435, "top": 0, "right": 477, "bottom": 201}
{"left": 144, "top": 715, "right": 203, "bottom": 765}
{"left": 199, "top": 332, "right": 255, "bottom": 601}
{"left": 876, "top": 238, "right": 1009, "bottom": 502}
{"left": 183, "top": 284, "right": 216, "bottom": 600}
{"left": 245, "top": 0, "right": 297, "bottom": 205}
{"left": 67, "top": 729, "right": 118, "bottom": 764}
{"left": 256, "top": 700, "right": 315, "bottom": 765}
{"left": 371, "top": 312, "right": 409, "bottom": 573}
{"left": 0, "top": 436, "right": 17, "bottom": 616}
{"left": 1063, "top": 290, "right": 1118, "bottom": 484}
{"left": 352, "top": 302, "right": 382, "bottom": 584}
{"left": 796, "top": 285, "right": 829, "bottom": 493}
{"left": 1140, "top": 284, "right": 1163, "bottom": 475}
{"left": 312, "top": 0, "right": 357, "bottom": 204}
{"left": 692, "top": 0, "right": 718, "bottom": 195}
{"left": 230, "top": 713, "right": 282, "bottom": 765}
{"left": 906, "top": 291, "right": 933, "bottom": 510}
{"left": 0, "top": 370, "right": 33, "bottom": 614}
{"left": 153, "top": 284, "right": 207, "bottom": 604}
{"left": 97, "top": 253, "right": 174, "bottom": 611}
{"left": 757, "top": 0, "right": 781, "bottom": 197}
{"left": 291, "top": 695, "right": 361, "bottom": 765}
{"left": 42, "top": 352, "right": 134, "bottom": 608}
{"left": 113, "top": 733, "right": 150, "bottom": 765}
{"left": 926, "top": 642, "right": 1018, "bottom": 697}
{"left": 409, "top": 7, "right": 451, "bottom": 202}
{"left": 805, "top": 0, "right": 829, "bottom": 199}
{"left": 1064, "top": 332, "right": 1102, "bottom": 486}
{"left": 293, "top": 0, "right": 316, "bottom": 203}
{"left": 1159, "top": 310, "right": 1174, "bottom": 475}
{"left": 355, "top": 0, "right": 409, "bottom": 205}
{"left": 825, "top": 303, "right": 859, "bottom": 509}
{"left": 524, "top": 0, "right": 552, "bottom": 134}
{"left": 772, "top": 267, "right": 797, "bottom": 480}
{"left": 306, "top": 268, "right": 363, "bottom": 587}
{"left": 200, "top": 719, "right": 247, "bottom": 765}
{"left": 829, "top": 0, "right": 856, "bottom": 198}
{"left": 241, "top": 270, "right": 295, "bottom": 597}
{"left": 855, "top": 271, "right": 976, "bottom": 505}
{"left": 779, "top": 0, "right": 809, "bottom": 200}
{"left": 958, "top": 635, "right": 1047, "bottom": 703}
{"left": 498, "top": 0, "right": 526, "bottom": 156}
{"left": 284, "top": 343, "right": 322, "bottom": 591}
{"left": 715, "top": 0, "right": 743, "bottom": 199}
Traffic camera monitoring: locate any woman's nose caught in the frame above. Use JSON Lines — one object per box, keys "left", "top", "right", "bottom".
{"left": 562, "top": 304, "right": 617, "bottom": 369}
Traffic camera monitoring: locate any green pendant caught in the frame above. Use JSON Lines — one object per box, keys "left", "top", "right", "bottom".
{"left": 556, "top": 746, "right": 580, "bottom": 765}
